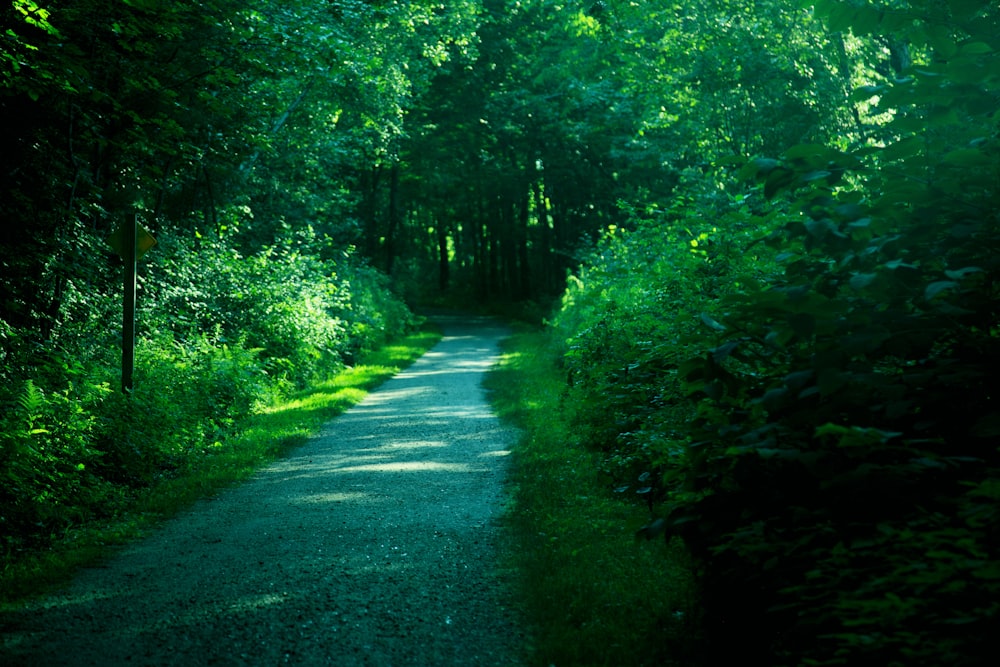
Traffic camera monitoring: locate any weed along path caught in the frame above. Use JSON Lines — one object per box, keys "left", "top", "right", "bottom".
{"left": 1, "top": 315, "right": 524, "bottom": 666}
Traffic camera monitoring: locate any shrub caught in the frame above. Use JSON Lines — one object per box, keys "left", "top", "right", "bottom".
{"left": 1, "top": 220, "right": 415, "bottom": 562}
{"left": 144, "top": 227, "right": 352, "bottom": 387}
{"left": 0, "top": 375, "right": 115, "bottom": 555}
{"left": 340, "top": 260, "right": 419, "bottom": 364}
{"left": 551, "top": 198, "right": 779, "bottom": 488}
{"left": 550, "top": 4, "right": 1000, "bottom": 664}
{"left": 659, "top": 4, "right": 1000, "bottom": 662}
{"left": 669, "top": 146, "right": 1000, "bottom": 666}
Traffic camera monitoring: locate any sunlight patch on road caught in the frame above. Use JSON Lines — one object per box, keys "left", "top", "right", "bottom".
{"left": 379, "top": 440, "right": 449, "bottom": 451}
{"left": 295, "top": 491, "right": 371, "bottom": 504}
{"left": 333, "top": 461, "right": 472, "bottom": 474}
{"left": 359, "top": 386, "right": 433, "bottom": 404}
{"left": 229, "top": 592, "right": 288, "bottom": 611}
{"left": 393, "top": 365, "right": 489, "bottom": 378}
{"left": 479, "top": 449, "right": 511, "bottom": 458}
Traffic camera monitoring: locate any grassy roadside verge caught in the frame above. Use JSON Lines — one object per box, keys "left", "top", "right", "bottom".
{"left": 0, "top": 325, "right": 442, "bottom": 605}
{"left": 485, "top": 324, "right": 703, "bottom": 667}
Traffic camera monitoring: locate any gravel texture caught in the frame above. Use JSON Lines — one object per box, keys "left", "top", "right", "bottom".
{"left": 1, "top": 315, "right": 524, "bottom": 666}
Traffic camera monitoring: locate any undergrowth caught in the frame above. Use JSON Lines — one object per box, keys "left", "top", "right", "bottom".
{"left": 0, "top": 326, "right": 441, "bottom": 604}
{"left": 485, "top": 325, "right": 703, "bottom": 667}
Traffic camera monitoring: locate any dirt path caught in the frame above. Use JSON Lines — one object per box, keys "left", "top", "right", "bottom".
{"left": 1, "top": 316, "right": 524, "bottom": 666}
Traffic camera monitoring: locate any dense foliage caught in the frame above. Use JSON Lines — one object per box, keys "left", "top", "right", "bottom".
{"left": 3, "top": 0, "right": 998, "bottom": 664}
{"left": 0, "top": 224, "right": 416, "bottom": 557}
{"left": 550, "top": 1, "right": 999, "bottom": 665}
{"left": 1, "top": 0, "right": 443, "bottom": 559}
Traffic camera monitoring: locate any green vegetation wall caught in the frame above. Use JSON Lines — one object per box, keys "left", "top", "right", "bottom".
{"left": 548, "top": 1, "right": 999, "bottom": 665}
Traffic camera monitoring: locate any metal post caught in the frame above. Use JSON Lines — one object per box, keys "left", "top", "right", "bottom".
{"left": 122, "top": 215, "right": 137, "bottom": 394}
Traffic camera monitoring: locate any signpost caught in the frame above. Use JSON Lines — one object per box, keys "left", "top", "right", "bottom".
{"left": 107, "top": 216, "right": 156, "bottom": 394}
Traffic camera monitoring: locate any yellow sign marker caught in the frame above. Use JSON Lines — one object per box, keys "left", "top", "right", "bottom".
{"left": 108, "top": 221, "right": 157, "bottom": 260}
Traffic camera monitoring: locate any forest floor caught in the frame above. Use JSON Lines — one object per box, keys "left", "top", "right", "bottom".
{"left": 0, "top": 315, "right": 525, "bottom": 666}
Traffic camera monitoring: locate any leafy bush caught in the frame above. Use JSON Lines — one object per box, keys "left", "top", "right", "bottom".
{"left": 550, "top": 3, "right": 1000, "bottom": 665}
{"left": 145, "top": 226, "right": 351, "bottom": 387}
{"left": 671, "top": 133, "right": 998, "bottom": 667}
{"left": 665, "top": 5, "right": 999, "bottom": 665}
{"left": 551, "top": 197, "right": 780, "bottom": 488}
{"left": 1, "top": 220, "right": 415, "bottom": 561}
{"left": 0, "top": 375, "right": 115, "bottom": 555}
{"left": 91, "top": 333, "right": 271, "bottom": 488}
{"left": 340, "top": 260, "right": 419, "bottom": 363}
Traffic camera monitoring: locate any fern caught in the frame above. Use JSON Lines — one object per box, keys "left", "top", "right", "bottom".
{"left": 18, "top": 380, "right": 49, "bottom": 435}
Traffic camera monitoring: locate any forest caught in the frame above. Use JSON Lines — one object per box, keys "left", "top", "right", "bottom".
{"left": 2, "top": 0, "right": 998, "bottom": 665}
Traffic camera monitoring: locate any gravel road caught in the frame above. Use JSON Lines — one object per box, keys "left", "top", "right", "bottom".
{"left": 1, "top": 315, "right": 524, "bottom": 666}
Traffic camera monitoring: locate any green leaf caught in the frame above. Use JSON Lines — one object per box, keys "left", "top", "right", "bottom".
{"left": 13, "top": 0, "right": 61, "bottom": 36}
{"left": 783, "top": 144, "right": 839, "bottom": 162}
{"left": 815, "top": 424, "right": 902, "bottom": 447}
{"left": 944, "top": 267, "right": 983, "bottom": 280}
{"left": 925, "top": 24, "right": 958, "bottom": 59}
{"left": 948, "top": 0, "right": 991, "bottom": 18}
{"left": 802, "top": 170, "right": 832, "bottom": 183}
{"left": 700, "top": 312, "right": 727, "bottom": 332}
{"left": 764, "top": 167, "right": 796, "bottom": 199}
{"left": 884, "top": 259, "right": 918, "bottom": 270}
{"left": 851, "top": 4, "right": 883, "bottom": 35}
{"left": 714, "top": 155, "right": 747, "bottom": 169}
{"left": 925, "top": 280, "right": 958, "bottom": 300}
{"left": 825, "top": 2, "right": 857, "bottom": 33}
{"left": 942, "top": 148, "right": 991, "bottom": 166}
{"left": 959, "top": 41, "right": 993, "bottom": 55}
{"left": 635, "top": 518, "right": 668, "bottom": 542}
{"left": 881, "top": 136, "right": 924, "bottom": 161}
{"left": 805, "top": 218, "right": 843, "bottom": 240}
{"left": 849, "top": 273, "right": 876, "bottom": 290}
{"left": 743, "top": 157, "right": 780, "bottom": 179}
{"left": 711, "top": 339, "right": 741, "bottom": 363}
{"left": 852, "top": 85, "right": 885, "bottom": 102}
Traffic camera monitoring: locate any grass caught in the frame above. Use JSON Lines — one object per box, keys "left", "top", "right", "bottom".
{"left": 0, "top": 326, "right": 442, "bottom": 605}
{"left": 485, "top": 324, "right": 703, "bottom": 667}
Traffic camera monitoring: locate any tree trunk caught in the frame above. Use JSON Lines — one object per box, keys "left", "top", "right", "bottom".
{"left": 203, "top": 163, "right": 217, "bottom": 229}
{"left": 499, "top": 196, "right": 517, "bottom": 298}
{"left": 437, "top": 219, "right": 450, "bottom": 292}
{"left": 385, "top": 162, "right": 400, "bottom": 275}
{"left": 360, "top": 165, "right": 382, "bottom": 262}
{"left": 517, "top": 187, "right": 531, "bottom": 299}
{"left": 488, "top": 204, "right": 500, "bottom": 298}
{"left": 533, "top": 177, "right": 552, "bottom": 294}
{"left": 474, "top": 189, "right": 488, "bottom": 298}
